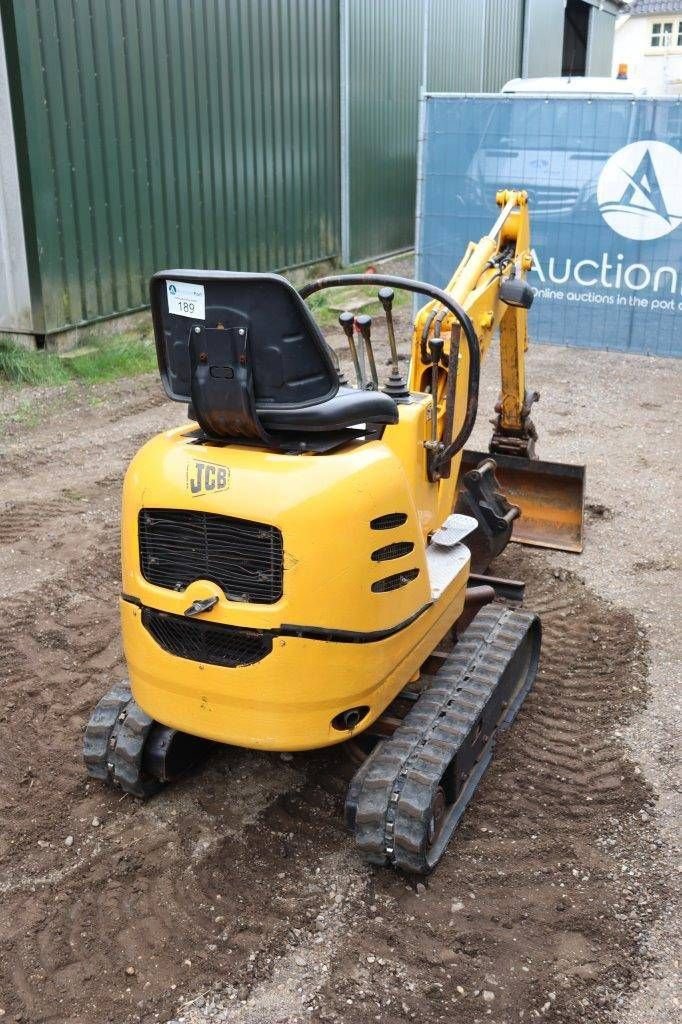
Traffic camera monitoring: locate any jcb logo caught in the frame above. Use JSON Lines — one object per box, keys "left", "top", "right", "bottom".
{"left": 186, "top": 459, "right": 230, "bottom": 496}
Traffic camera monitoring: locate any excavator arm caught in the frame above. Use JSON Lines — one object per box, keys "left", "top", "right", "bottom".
{"left": 412, "top": 190, "right": 585, "bottom": 554}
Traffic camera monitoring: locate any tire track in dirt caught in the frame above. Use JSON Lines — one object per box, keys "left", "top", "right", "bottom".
{"left": 174, "top": 552, "right": 661, "bottom": 1024}
{"left": 0, "top": 546, "right": 661, "bottom": 1024}
{"left": 286, "top": 561, "right": 655, "bottom": 1024}
{"left": 0, "top": 475, "right": 122, "bottom": 598}
{"left": 0, "top": 371, "right": 665, "bottom": 1024}
{"left": 0, "top": 508, "right": 362, "bottom": 1021}
{"left": 1, "top": 414, "right": 177, "bottom": 504}
{"left": 0, "top": 413, "right": 177, "bottom": 600}
{"left": 0, "top": 500, "right": 68, "bottom": 546}
{"left": 516, "top": 593, "right": 636, "bottom": 807}
{"left": 0, "top": 376, "right": 170, "bottom": 463}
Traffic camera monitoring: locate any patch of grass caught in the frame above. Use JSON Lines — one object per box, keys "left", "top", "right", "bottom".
{"left": 304, "top": 270, "right": 411, "bottom": 329}
{"left": 0, "top": 334, "right": 156, "bottom": 387}
{"left": 306, "top": 290, "right": 347, "bottom": 328}
{"left": 0, "top": 341, "right": 70, "bottom": 386}
{"left": 62, "top": 487, "right": 88, "bottom": 502}
{"left": 65, "top": 335, "right": 156, "bottom": 382}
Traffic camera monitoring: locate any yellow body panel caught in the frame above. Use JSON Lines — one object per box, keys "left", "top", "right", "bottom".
{"left": 122, "top": 567, "right": 466, "bottom": 751}
{"left": 119, "top": 190, "right": 537, "bottom": 752}
{"left": 122, "top": 417, "right": 435, "bottom": 634}
{"left": 121, "top": 408, "right": 467, "bottom": 749}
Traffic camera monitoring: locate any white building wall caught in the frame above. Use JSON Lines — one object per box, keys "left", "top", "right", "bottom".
{"left": 613, "top": 14, "right": 682, "bottom": 95}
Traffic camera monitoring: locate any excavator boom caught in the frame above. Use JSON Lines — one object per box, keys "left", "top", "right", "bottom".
{"left": 412, "top": 190, "right": 585, "bottom": 555}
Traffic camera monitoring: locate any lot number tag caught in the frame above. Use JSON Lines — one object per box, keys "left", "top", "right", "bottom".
{"left": 166, "top": 279, "right": 205, "bottom": 320}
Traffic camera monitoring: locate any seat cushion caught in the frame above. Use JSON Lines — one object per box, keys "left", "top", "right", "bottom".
{"left": 258, "top": 387, "right": 398, "bottom": 433}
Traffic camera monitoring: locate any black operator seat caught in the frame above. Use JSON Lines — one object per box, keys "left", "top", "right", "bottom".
{"left": 150, "top": 270, "right": 398, "bottom": 446}
{"left": 259, "top": 385, "right": 397, "bottom": 432}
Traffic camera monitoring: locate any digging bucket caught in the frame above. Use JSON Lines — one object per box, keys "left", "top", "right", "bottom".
{"left": 460, "top": 449, "right": 586, "bottom": 554}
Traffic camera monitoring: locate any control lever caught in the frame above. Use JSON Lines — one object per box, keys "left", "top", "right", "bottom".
{"left": 338, "top": 311, "right": 363, "bottom": 388}
{"left": 439, "top": 324, "right": 461, "bottom": 478}
{"left": 355, "top": 314, "right": 378, "bottom": 389}
{"left": 378, "top": 287, "right": 400, "bottom": 376}
{"left": 378, "top": 287, "right": 410, "bottom": 401}
{"left": 427, "top": 337, "right": 444, "bottom": 443}
{"left": 328, "top": 344, "right": 349, "bottom": 386}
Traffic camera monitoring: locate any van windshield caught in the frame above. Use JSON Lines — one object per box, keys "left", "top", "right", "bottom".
{"left": 485, "top": 102, "right": 632, "bottom": 153}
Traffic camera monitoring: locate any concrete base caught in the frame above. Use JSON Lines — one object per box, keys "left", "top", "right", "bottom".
{"left": 1, "top": 256, "right": 341, "bottom": 353}
{"left": 43, "top": 308, "right": 153, "bottom": 353}
{"left": 1, "top": 308, "right": 153, "bottom": 353}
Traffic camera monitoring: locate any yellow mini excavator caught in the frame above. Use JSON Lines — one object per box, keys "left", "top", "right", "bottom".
{"left": 84, "top": 190, "right": 584, "bottom": 874}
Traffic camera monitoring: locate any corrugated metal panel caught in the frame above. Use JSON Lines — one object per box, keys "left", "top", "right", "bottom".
{"left": 426, "top": 0, "right": 481, "bottom": 92}
{"left": 4, "top": 0, "right": 340, "bottom": 335}
{"left": 522, "top": 0, "right": 566, "bottom": 78}
{"left": 426, "top": 0, "right": 524, "bottom": 93}
{"left": 0, "top": 13, "right": 31, "bottom": 332}
{"left": 345, "top": 0, "right": 423, "bottom": 262}
{"left": 482, "top": 0, "right": 525, "bottom": 92}
{"left": 586, "top": 7, "right": 616, "bottom": 75}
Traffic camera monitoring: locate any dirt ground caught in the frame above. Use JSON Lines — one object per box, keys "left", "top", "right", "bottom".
{"left": 0, "top": 266, "right": 680, "bottom": 1024}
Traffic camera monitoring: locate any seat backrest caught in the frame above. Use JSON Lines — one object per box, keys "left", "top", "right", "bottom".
{"left": 150, "top": 272, "right": 339, "bottom": 437}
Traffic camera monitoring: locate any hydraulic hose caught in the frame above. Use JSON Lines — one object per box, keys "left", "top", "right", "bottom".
{"left": 299, "top": 273, "right": 480, "bottom": 460}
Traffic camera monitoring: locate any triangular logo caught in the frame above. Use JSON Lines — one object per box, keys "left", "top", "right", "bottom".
{"left": 618, "top": 148, "right": 670, "bottom": 223}
{"left": 598, "top": 140, "right": 682, "bottom": 240}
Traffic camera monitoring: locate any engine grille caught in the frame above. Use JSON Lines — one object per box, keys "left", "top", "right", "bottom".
{"left": 142, "top": 607, "right": 272, "bottom": 667}
{"left": 139, "top": 509, "right": 283, "bottom": 604}
{"left": 371, "top": 541, "right": 414, "bottom": 562}
{"left": 371, "top": 568, "right": 420, "bottom": 593}
{"left": 370, "top": 512, "right": 407, "bottom": 530}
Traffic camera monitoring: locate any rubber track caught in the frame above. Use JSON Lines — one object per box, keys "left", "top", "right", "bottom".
{"left": 82, "top": 682, "right": 132, "bottom": 782}
{"left": 350, "top": 605, "right": 539, "bottom": 874}
{"left": 112, "top": 700, "right": 161, "bottom": 798}
{"left": 83, "top": 683, "right": 161, "bottom": 798}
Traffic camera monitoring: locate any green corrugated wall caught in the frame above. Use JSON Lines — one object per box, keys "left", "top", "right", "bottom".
{"left": 343, "top": 0, "right": 525, "bottom": 263}
{"left": 2, "top": 0, "right": 340, "bottom": 334}
{"left": 522, "top": 0, "right": 565, "bottom": 78}
{"left": 426, "top": 0, "right": 483, "bottom": 92}
{"left": 426, "top": 0, "right": 525, "bottom": 93}
{"left": 482, "top": 0, "right": 526, "bottom": 93}
{"left": 343, "top": 0, "right": 423, "bottom": 263}
{"left": 0, "top": 0, "right": 618, "bottom": 335}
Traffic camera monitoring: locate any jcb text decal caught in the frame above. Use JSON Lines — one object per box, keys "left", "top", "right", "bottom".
{"left": 186, "top": 459, "right": 230, "bottom": 496}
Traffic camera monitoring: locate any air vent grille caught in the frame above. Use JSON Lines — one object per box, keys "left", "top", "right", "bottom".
{"left": 371, "top": 541, "right": 414, "bottom": 562}
{"left": 370, "top": 512, "right": 408, "bottom": 531}
{"left": 139, "top": 508, "right": 283, "bottom": 604}
{"left": 142, "top": 608, "right": 272, "bottom": 667}
{"left": 371, "top": 568, "right": 420, "bottom": 593}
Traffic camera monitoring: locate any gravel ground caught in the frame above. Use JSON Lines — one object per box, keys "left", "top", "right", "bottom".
{"left": 0, "top": 256, "right": 679, "bottom": 1024}
{"left": 473, "top": 345, "right": 682, "bottom": 1024}
{"left": 326, "top": 254, "right": 682, "bottom": 1024}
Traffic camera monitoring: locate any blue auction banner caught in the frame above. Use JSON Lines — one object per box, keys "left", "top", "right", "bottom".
{"left": 416, "top": 94, "right": 682, "bottom": 357}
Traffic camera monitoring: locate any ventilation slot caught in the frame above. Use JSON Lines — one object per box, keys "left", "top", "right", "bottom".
{"left": 370, "top": 512, "right": 408, "bottom": 531}
{"left": 371, "top": 541, "right": 414, "bottom": 562}
{"left": 139, "top": 508, "right": 283, "bottom": 604}
{"left": 371, "top": 568, "right": 420, "bottom": 593}
{"left": 142, "top": 608, "right": 272, "bottom": 668}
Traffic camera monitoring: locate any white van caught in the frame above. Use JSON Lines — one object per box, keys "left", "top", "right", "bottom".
{"left": 466, "top": 78, "right": 648, "bottom": 219}
{"left": 501, "top": 76, "right": 649, "bottom": 97}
